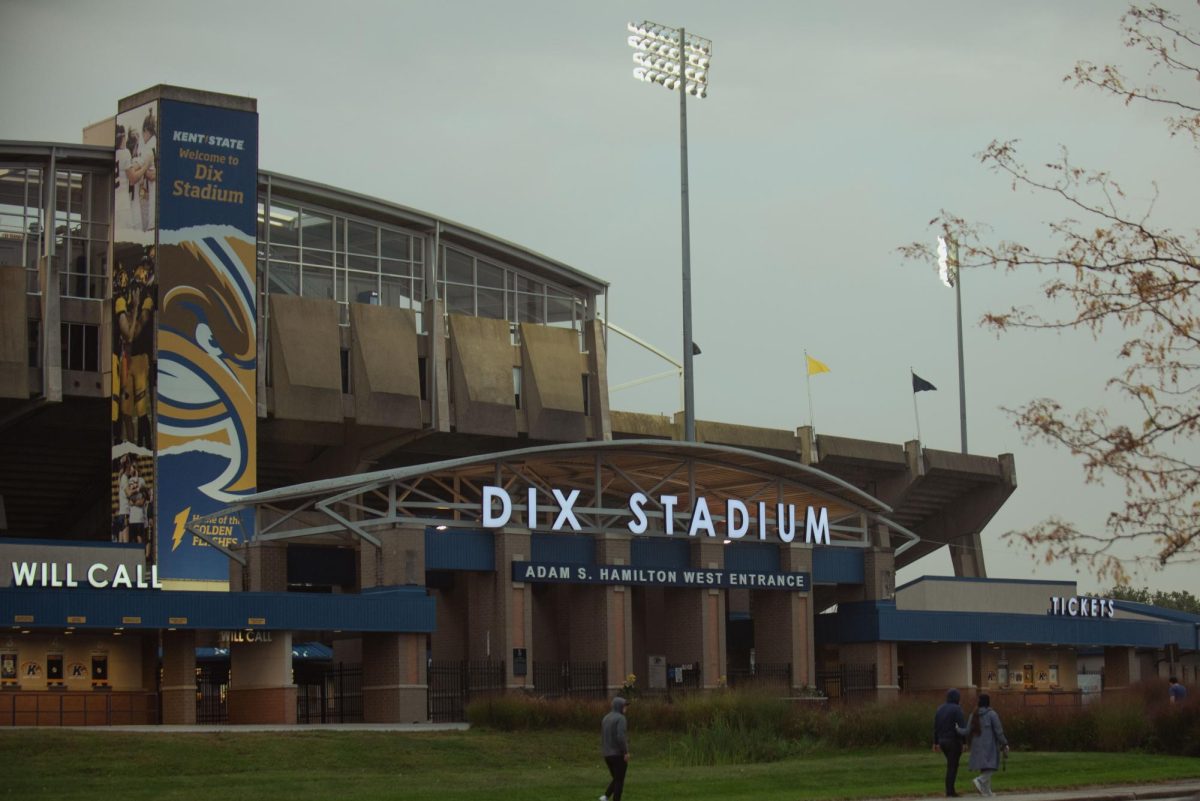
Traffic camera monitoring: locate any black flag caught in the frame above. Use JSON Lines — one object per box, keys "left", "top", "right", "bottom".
{"left": 912, "top": 373, "right": 937, "bottom": 393}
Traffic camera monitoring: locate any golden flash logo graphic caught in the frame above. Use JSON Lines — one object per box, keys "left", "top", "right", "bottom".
{"left": 172, "top": 507, "right": 191, "bottom": 551}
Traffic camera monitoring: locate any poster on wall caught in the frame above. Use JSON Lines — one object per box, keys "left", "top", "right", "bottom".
{"left": 111, "top": 100, "right": 160, "bottom": 563}
{"left": 153, "top": 98, "right": 258, "bottom": 583}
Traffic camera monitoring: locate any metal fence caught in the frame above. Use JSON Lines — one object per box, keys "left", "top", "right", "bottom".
{"left": 815, "top": 663, "right": 877, "bottom": 702}
{"left": 427, "top": 660, "right": 506, "bottom": 723}
{"left": 728, "top": 662, "right": 792, "bottom": 689}
{"left": 297, "top": 663, "right": 363, "bottom": 724}
{"left": 532, "top": 661, "right": 608, "bottom": 699}
{"left": 195, "top": 664, "right": 229, "bottom": 724}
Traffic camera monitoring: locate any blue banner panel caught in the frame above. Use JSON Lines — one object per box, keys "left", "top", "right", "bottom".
{"left": 155, "top": 99, "right": 258, "bottom": 583}
{"left": 512, "top": 561, "right": 809, "bottom": 592}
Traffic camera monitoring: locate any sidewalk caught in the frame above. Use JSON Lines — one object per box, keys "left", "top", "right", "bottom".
{"left": 898, "top": 782, "right": 1200, "bottom": 801}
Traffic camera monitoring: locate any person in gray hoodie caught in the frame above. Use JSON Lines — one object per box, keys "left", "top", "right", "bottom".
{"left": 599, "top": 696, "right": 630, "bottom": 801}
{"left": 960, "top": 694, "right": 1008, "bottom": 797}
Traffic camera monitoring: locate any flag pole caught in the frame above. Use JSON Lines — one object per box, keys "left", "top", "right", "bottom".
{"left": 805, "top": 350, "right": 816, "bottom": 431}
{"left": 911, "top": 367, "right": 922, "bottom": 442}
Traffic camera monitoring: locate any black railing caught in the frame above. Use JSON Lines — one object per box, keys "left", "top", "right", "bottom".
{"left": 427, "top": 660, "right": 505, "bottom": 723}
{"left": 195, "top": 664, "right": 228, "bottom": 724}
{"left": 297, "top": 663, "right": 363, "bottom": 724}
{"left": 727, "top": 662, "right": 792, "bottom": 689}
{"left": 815, "top": 663, "right": 877, "bottom": 702}
{"left": 532, "top": 661, "right": 607, "bottom": 699}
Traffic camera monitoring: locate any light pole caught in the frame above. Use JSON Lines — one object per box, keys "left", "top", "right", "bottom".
{"left": 627, "top": 20, "right": 711, "bottom": 442}
{"left": 937, "top": 236, "right": 967, "bottom": 453}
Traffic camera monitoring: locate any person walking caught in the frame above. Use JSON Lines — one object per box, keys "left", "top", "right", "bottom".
{"left": 932, "top": 688, "right": 967, "bottom": 797}
{"left": 599, "top": 696, "right": 630, "bottom": 801}
{"left": 1169, "top": 676, "right": 1187, "bottom": 703}
{"left": 961, "top": 694, "right": 1008, "bottom": 797}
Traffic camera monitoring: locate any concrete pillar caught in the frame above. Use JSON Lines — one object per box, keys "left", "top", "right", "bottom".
{"left": 692, "top": 540, "right": 726, "bottom": 689}
{"left": 949, "top": 531, "right": 987, "bottom": 578}
{"left": 360, "top": 524, "right": 425, "bottom": 589}
{"left": 161, "top": 629, "right": 196, "bottom": 724}
{"left": 841, "top": 641, "right": 901, "bottom": 703}
{"left": 227, "top": 631, "right": 296, "bottom": 724}
{"left": 595, "top": 534, "right": 634, "bottom": 690}
{"left": 244, "top": 542, "right": 288, "bottom": 592}
{"left": 752, "top": 544, "right": 816, "bottom": 692}
{"left": 495, "top": 528, "right": 534, "bottom": 689}
{"left": 863, "top": 547, "right": 896, "bottom": 601}
{"left": 362, "top": 632, "right": 428, "bottom": 723}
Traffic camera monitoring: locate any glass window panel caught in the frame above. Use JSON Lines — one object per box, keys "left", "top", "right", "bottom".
{"left": 477, "top": 287, "right": 504, "bottom": 320}
{"left": 381, "top": 275, "right": 412, "bottom": 309}
{"left": 301, "top": 210, "right": 333, "bottom": 250}
{"left": 546, "top": 293, "right": 578, "bottom": 327}
{"left": 269, "top": 243, "right": 299, "bottom": 262}
{"left": 445, "top": 247, "right": 473, "bottom": 285}
{"left": 348, "top": 253, "right": 379, "bottom": 272}
{"left": 412, "top": 237, "right": 424, "bottom": 263}
{"left": 517, "top": 277, "right": 544, "bottom": 324}
{"left": 349, "top": 272, "right": 379, "bottom": 305}
{"left": 412, "top": 277, "right": 424, "bottom": 306}
{"left": 347, "top": 221, "right": 378, "bottom": 256}
{"left": 268, "top": 262, "right": 299, "bottom": 295}
{"left": 269, "top": 203, "right": 300, "bottom": 247}
{"left": 380, "top": 229, "right": 409, "bottom": 261}
{"left": 380, "top": 257, "right": 409, "bottom": 277}
{"left": 477, "top": 260, "right": 504, "bottom": 289}
{"left": 447, "top": 281, "right": 474, "bottom": 316}
{"left": 302, "top": 265, "right": 335, "bottom": 300}
{"left": 84, "top": 323, "right": 99, "bottom": 372}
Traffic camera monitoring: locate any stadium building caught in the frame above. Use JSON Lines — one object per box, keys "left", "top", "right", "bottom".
{"left": 1, "top": 86, "right": 1196, "bottom": 726}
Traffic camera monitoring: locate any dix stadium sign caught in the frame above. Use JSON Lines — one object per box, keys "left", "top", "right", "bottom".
{"left": 481, "top": 485, "right": 833, "bottom": 545}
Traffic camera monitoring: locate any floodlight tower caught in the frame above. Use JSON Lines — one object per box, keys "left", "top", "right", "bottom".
{"left": 937, "top": 236, "right": 967, "bottom": 454}
{"left": 627, "top": 20, "right": 711, "bottom": 442}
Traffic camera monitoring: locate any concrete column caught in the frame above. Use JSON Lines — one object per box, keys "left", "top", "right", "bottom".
{"left": 161, "top": 629, "right": 196, "bottom": 724}
{"left": 244, "top": 542, "right": 288, "bottom": 592}
{"left": 692, "top": 540, "right": 726, "bottom": 689}
{"left": 949, "top": 531, "right": 987, "bottom": 578}
{"left": 752, "top": 543, "right": 815, "bottom": 692}
{"left": 863, "top": 547, "right": 896, "bottom": 601}
{"left": 841, "top": 641, "right": 900, "bottom": 703}
{"left": 495, "top": 528, "right": 534, "bottom": 688}
{"left": 583, "top": 318, "right": 612, "bottom": 441}
{"left": 362, "top": 632, "right": 428, "bottom": 723}
{"left": 227, "top": 631, "right": 296, "bottom": 724}
{"left": 595, "top": 534, "right": 634, "bottom": 689}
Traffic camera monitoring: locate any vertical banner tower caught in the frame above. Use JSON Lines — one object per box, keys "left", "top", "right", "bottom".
{"left": 111, "top": 86, "right": 258, "bottom": 589}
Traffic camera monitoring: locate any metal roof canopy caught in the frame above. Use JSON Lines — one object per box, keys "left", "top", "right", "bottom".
{"left": 190, "top": 440, "right": 921, "bottom": 565}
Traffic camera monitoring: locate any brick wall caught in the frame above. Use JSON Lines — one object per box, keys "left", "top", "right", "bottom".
{"left": 228, "top": 686, "right": 297, "bottom": 724}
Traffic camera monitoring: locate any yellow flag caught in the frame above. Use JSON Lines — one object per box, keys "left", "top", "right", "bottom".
{"left": 806, "top": 355, "right": 830, "bottom": 376}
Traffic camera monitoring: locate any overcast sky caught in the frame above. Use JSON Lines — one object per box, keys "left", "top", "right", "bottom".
{"left": 2, "top": 0, "right": 1195, "bottom": 594}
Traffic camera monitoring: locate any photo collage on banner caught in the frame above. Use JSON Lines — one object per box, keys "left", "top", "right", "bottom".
{"left": 111, "top": 100, "right": 159, "bottom": 562}
{"left": 154, "top": 98, "right": 258, "bottom": 583}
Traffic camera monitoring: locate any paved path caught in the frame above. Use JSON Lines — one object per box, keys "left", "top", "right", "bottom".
{"left": 884, "top": 782, "right": 1200, "bottom": 801}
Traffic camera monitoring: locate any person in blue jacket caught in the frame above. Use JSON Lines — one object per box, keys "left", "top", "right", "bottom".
{"left": 961, "top": 694, "right": 1008, "bottom": 797}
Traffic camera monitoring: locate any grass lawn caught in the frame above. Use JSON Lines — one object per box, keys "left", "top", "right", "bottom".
{"left": 2, "top": 729, "right": 1199, "bottom": 801}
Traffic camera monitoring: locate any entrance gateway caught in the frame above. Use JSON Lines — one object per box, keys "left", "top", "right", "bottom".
{"left": 173, "top": 439, "right": 924, "bottom": 720}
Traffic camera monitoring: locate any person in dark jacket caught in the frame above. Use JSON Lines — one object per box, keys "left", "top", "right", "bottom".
{"left": 961, "top": 694, "right": 1008, "bottom": 797}
{"left": 599, "top": 696, "right": 630, "bottom": 801}
{"left": 932, "top": 688, "right": 967, "bottom": 796}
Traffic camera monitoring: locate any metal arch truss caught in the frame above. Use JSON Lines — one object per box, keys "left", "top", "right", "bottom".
{"left": 188, "top": 443, "right": 922, "bottom": 561}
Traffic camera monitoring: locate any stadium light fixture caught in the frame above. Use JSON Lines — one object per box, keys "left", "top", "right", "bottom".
{"left": 626, "top": 20, "right": 712, "bottom": 441}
